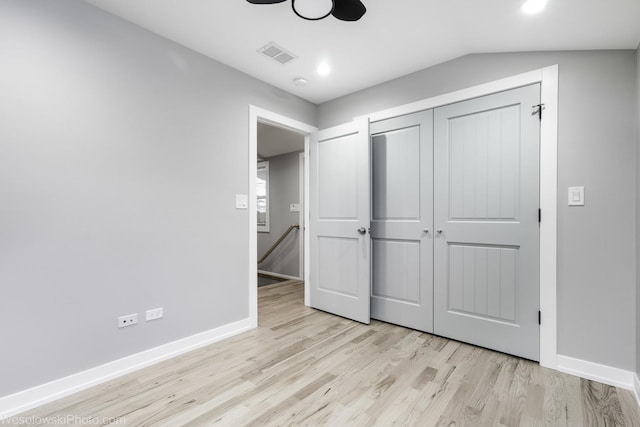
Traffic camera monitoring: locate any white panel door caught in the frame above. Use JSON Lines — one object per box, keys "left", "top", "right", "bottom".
{"left": 370, "top": 110, "right": 433, "bottom": 332}
{"left": 310, "top": 119, "right": 370, "bottom": 324}
{"left": 434, "top": 84, "right": 541, "bottom": 360}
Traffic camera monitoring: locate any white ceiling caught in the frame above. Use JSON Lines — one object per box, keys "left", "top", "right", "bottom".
{"left": 257, "top": 122, "right": 304, "bottom": 159}
{"left": 83, "top": 0, "right": 640, "bottom": 104}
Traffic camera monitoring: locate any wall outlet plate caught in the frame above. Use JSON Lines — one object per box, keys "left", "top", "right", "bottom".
{"left": 146, "top": 307, "right": 163, "bottom": 321}
{"left": 118, "top": 313, "right": 138, "bottom": 328}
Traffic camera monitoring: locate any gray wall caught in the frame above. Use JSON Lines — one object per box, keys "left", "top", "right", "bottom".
{"left": 0, "top": 0, "right": 315, "bottom": 397}
{"left": 318, "top": 51, "right": 638, "bottom": 371}
{"left": 257, "top": 152, "right": 302, "bottom": 278}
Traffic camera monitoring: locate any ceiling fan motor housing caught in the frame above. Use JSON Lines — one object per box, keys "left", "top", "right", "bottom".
{"left": 246, "top": 0, "right": 366, "bottom": 22}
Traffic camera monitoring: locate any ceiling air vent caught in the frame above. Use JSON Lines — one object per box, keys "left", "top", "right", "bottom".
{"left": 258, "top": 42, "right": 297, "bottom": 65}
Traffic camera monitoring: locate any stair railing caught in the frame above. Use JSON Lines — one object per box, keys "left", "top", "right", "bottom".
{"left": 258, "top": 224, "right": 300, "bottom": 265}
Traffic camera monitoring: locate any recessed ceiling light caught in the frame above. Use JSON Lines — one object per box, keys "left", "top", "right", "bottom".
{"left": 317, "top": 63, "right": 331, "bottom": 76}
{"left": 521, "top": 0, "right": 547, "bottom": 14}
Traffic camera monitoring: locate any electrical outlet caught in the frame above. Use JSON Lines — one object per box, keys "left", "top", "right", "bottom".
{"left": 146, "top": 307, "right": 163, "bottom": 321}
{"left": 118, "top": 313, "right": 138, "bottom": 328}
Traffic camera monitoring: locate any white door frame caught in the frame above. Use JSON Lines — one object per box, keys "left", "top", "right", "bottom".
{"left": 298, "top": 152, "right": 305, "bottom": 281}
{"left": 249, "top": 106, "right": 317, "bottom": 328}
{"left": 356, "top": 65, "right": 559, "bottom": 369}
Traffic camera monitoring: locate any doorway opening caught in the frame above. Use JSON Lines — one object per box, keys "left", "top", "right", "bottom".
{"left": 248, "top": 106, "right": 317, "bottom": 328}
{"left": 257, "top": 123, "right": 304, "bottom": 286}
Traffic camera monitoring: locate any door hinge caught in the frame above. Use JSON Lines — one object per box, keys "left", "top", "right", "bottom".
{"left": 538, "top": 310, "right": 541, "bottom": 325}
{"left": 532, "top": 103, "right": 545, "bottom": 120}
{"left": 538, "top": 208, "right": 541, "bottom": 223}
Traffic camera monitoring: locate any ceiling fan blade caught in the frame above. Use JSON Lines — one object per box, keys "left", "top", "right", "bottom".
{"left": 331, "top": 0, "right": 366, "bottom": 21}
{"left": 246, "top": 0, "right": 287, "bottom": 4}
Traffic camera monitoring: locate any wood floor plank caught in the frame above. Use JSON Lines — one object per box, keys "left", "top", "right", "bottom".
{"left": 499, "top": 359, "right": 534, "bottom": 426}
{"left": 581, "top": 379, "right": 627, "bottom": 427}
{"left": 10, "top": 280, "right": 640, "bottom": 426}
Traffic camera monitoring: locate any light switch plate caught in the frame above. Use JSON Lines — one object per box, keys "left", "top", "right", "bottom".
{"left": 290, "top": 203, "right": 301, "bottom": 212}
{"left": 568, "top": 187, "right": 584, "bottom": 206}
{"left": 236, "top": 194, "right": 248, "bottom": 209}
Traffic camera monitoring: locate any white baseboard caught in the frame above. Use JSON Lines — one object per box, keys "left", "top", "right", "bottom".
{"left": 0, "top": 318, "right": 252, "bottom": 420}
{"left": 257, "top": 270, "right": 301, "bottom": 281}
{"left": 557, "top": 354, "right": 635, "bottom": 390}
{"left": 633, "top": 373, "right": 640, "bottom": 408}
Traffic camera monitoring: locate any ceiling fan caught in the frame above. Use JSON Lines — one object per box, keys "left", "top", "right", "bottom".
{"left": 247, "top": 0, "right": 366, "bottom": 22}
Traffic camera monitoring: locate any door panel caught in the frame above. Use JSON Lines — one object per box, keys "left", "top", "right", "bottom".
{"left": 372, "top": 239, "right": 421, "bottom": 303}
{"left": 434, "top": 84, "right": 540, "bottom": 360}
{"left": 318, "top": 237, "right": 359, "bottom": 296}
{"left": 447, "top": 244, "right": 518, "bottom": 322}
{"left": 310, "top": 119, "right": 370, "bottom": 324}
{"left": 449, "top": 105, "right": 519, "bottom": 220}
{"left": 318, "top": 135, "right": 358, "bottom": 219}
{"left": 372, "top": 126, "right": 421, "bottom": 220}
{"left": 370, "top": 110, "right": 433, "bottom": 332}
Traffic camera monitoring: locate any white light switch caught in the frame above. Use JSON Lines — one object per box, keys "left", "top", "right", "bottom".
{"left": 236, "top": 194, "right": 248, "bottom": 209}
{"left": 290, "top": 203, "right": 301, "bottom": 212}
{"left": 568, "top": 187, "right": 584, "bottom": 206}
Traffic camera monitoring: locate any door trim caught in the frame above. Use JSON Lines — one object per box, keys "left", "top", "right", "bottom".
{"left": 298, "top": 152, "right": 305, "bottom": 285}
{"left": 249, "top": 106, "right": 317, "bottom": 328}
{"left": 356, "top": 65, "right": 559, "bottom": 369}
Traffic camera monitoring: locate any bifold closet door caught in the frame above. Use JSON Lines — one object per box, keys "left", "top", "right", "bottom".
{"left": 310, "top": 119, "right": 371, "bottom": 324}
{"left": 433, "top": 84, "right": 541, "bottom": 361}
{"left": 370, "top": 110, "right": 434, "bottom": 332}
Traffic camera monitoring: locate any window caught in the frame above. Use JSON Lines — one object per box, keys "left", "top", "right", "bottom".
{"left": 257, "top": 161, "right": 269, "bottom": 232}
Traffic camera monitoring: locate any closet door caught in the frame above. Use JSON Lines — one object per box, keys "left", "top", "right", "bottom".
{"left": 370, "top": 110, "right": 433, "bottom": 332}
{"left": 310, "top": 119, "right": 371, "bottom": 324}
{"left": 434, "top": 84, "right": 541, "bottom": 360}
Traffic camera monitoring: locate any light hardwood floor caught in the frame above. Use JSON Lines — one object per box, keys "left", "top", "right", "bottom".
{"left": 12, "top": 280, "right": 640, "bottom": 426}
